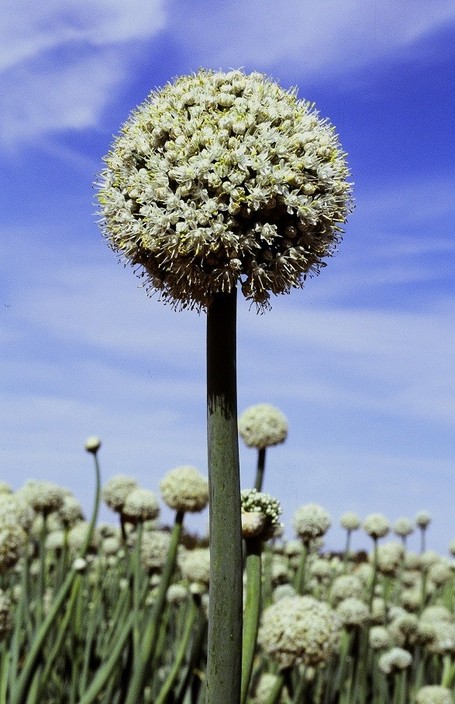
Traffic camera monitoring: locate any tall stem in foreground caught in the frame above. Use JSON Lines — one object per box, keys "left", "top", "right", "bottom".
{"left": 206, "top": 289, "right": 243, "bottom": 704}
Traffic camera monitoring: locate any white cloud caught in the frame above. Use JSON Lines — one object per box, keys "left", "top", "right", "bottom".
{"left": 0, "top": 1, "right": 166, "bottom": 71}
{"left": 0, "top": 1, "right": 166, "bottom": 147}
{"left": 170, "top": 0, "right": 455, "bottom": 79}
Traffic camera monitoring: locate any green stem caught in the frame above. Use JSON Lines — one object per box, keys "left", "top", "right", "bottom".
{"left": 369, "top": 537, "right": 379, "bottom": 611}
{"left": 241, "top": 537, "right": 262, "bottom": 704}
{"left": 254, "top": 447, "right": 266, "bottom": 492}
{"left": 155, "top": 595, "right": 199, "bottom": 704}
{"left": 264, "top": 671, "right": 286, "bottom": 704}
{"left": 294, "top": 541, "right": 308, "bottom": 594}
{"left": 124, "top": 510, "right": 184, "bottom": 704}
{"left": 10, "top": 446, "right": 102, "bottom": 704}
{"left": 78, "top": 612, "right": 136, "bottom": 704}
{"left": 206, "top": 289, "right": 243, "bottom": 704}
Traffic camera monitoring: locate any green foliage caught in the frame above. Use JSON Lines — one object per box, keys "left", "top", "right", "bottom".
{"left": 1, "top": 446, "right": 455, "bottom": 704}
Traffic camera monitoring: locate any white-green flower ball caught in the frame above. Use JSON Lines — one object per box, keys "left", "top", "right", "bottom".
{"left": 160, "top": 466, "right": 208, "bottom": 513}
{"left": 258, "top": 595, "right": 340, "bottom": 668}
{"left": 415, "top": 511, "right": 432, "bottom": 529}
{"left": 336, "top": 597, "right": 369, "bottom": 628}
{"left": 416, "top": 686, "right": 453, "bottom": 704}
{"left": 362, "top": 513, "right": 390, "bottom": 540}
{"left": 240, "top": 488, "right": 282, "bottom": 539}
{"left": 340, "top": 511, "right": 361, "bottom": 532}
{"left": 97, "top": 69, "right": 352, "bottom": 311}
{"left": 238, "top": 404, "right": 288, "bottom": 449}
{"left": 122, "top": 488, "right": 160, "bottom": 523}
{"left": 293, "top": 503, "right": 331, "bottom": 542}
{"left": 0, "top": 589, "right": 12, "bottom": 639}
{"left": 102, "top": 475, "right": 138, "bottom": 513}
{"left": 0, "top": 525, "right": 26, "bottom": 573}
{"left": 179, "top": 547, "right": 211, "bottom": 586}
{"left": 378, "top": 647, "right": 413, "bottom": 675}
{"left": 140, "top": 530, "right": 171, "bottom": 572}
{"left": 19, "top": 480, "right": 65, "bottom": 516}
{"left": 393, "top": 517, "right": 414, "bottom": 538}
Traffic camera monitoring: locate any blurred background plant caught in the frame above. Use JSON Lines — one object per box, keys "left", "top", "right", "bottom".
{"left": 1, "top": 431, "right": 455, "bottom": 703}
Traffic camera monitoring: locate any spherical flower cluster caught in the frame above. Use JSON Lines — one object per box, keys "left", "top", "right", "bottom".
{"left": 140, "top": 530, "right": 171, "bottom": 572}
{"left": 58, "top": 495, "right": 84, "bottom": 528}
{"left": 309, "top": 557, "right": 332, "bottom": 582}
{"left": 336, "top": 597, "right": 369, "bottom": 628}
{"left": 85, "top": 436, "right": 102, "bottom": 454}
{"left": 362, "top": 513, "right": 390, "bottom": 540}
{"left": 428, "top": 560, "right": 452, "bottom": 587}
{"left": 0, "top": 483, "right": 12, "bottom": 497}
{"left": 178, "top": 548, "right": 211, "bottom": 586}
{"left": 67, "top": 522, "right": 99, "bottom": 553}
{"left": 415, "top": 511, "right": 432, "bottom": 529}
{"left": 238, "top": 404, "right": 288, "bottom": 449}
{"left": 102, "top": 475, "right": 138, "bottom": 513}
{"left": 393, "top": 517, "right": 414, "bottom": 538}
{"left": 20, "top": 480, "right": 66, "bottom": 516}
{"left": 160, "top": 466, "right": 209, "bottom": 513}
{"left": 45, "top": 530, "right": 65, "bottom": 551}
{"left": 97, "top": 69, "right": 353, "bottom": 311}
{"left": 369, "top": 625, "right": 393, "bottom": 651}
{"left": 166, "top": 583, "right": 188, "bottom": 605}
{"left": 240, "top": 488, "right": 282, "bottom": 539}
{"left": 340, "top": 511, "right": 361, "bottom": 532}
{"left": 0, "top": 497, "right": 35, "bottom": 532}
{"left": 378, "top": 647, "right": 413, "bottom": 675}
{"left": 416, "top": 686, "right": 453, "bottom": 704}
{"left": 330, "top": 574, "right": 363, "bottom": 604}
{"left": 0, "top": 589, "right": 11, "bottom": 639}
{"left": 373, "top": 542, "right": 404, "bottom": 576}
{"left": 0, "top": 525, "right": 26, "bottom": 572}
{"left": 424, "top": 621, "right": 455, "bottom": 655}
{"left": 293, "top": 503, "right": 331, "bottom": 542}
{"left": 259, "top": 595, "right": 340, "bottom": 668}
{"left": 122, "top": 488, "right": 160, "bottom": 523}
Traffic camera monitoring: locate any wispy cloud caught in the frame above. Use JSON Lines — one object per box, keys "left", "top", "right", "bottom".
{"left": 0, "top": 1, "right": 166, "bottom": 148}
{"left": 170, "top": 0, "right": 455, "bottom": 79}
{"left": 0, "top": 1, "right": 166, "bottom": 71}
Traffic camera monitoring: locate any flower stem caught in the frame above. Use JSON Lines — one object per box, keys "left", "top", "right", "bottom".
{"left": 206, "top": 289, "right": 243, "bottom": 704}
{"left": 124, "top": 510, "right": 184, "bottom": 704}
{"left": 254, "top": 447, "right": 267, "bottom": 492}
{"left": 241, "top": 537, "right": 262, "bottom": 704}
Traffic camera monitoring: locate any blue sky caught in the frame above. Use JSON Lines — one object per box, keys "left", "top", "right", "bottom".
{"left": 1, "top": 0, "right": 455, "bottom": 554}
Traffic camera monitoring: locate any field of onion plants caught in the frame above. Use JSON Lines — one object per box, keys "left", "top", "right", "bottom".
{"left": 1, "top": 412, "right": 454, "bottom": 704}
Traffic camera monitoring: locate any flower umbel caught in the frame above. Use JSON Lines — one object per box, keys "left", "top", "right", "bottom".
{"left": 97, "top": 69, "right": 353, "bottom": 310}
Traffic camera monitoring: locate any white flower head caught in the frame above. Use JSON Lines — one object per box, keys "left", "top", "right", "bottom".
{"left": 363, "top": 513, "right": 390, "bottom": 540}
{"left": 240, "top": 488, "right": 282, "bottom": 539}
{"left": 258, "top": 595, "right": 340, "bottom": 668}
{"left": 416, "top": 685, "right": 453, "bottom": 704}
{"left": 378, "top": 647, "right": 413, "bottom": 675}
{"left": 293, "top": 503, "right": 331, "bottom": 542}
{"left": 160, "top": 465, "right": 208, "bottom": 513}
{"left": 97, "top": 69, "right": 353, "bottom": 311}
{"left": 238, "top": 403, "right": 288, "bottom": 449}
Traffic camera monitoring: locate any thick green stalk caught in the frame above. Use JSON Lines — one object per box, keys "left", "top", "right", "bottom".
{"left": 294, "top": 541, "right": 308, "bottom": 594}
{"left": 206, "top": 289, "right": 243, "bottom": 704}
{"left": 254, "top": 447, "right": 267, "bottom": 492}
{"left": 241, "top": 537, "right": 262, "bottom": 704}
